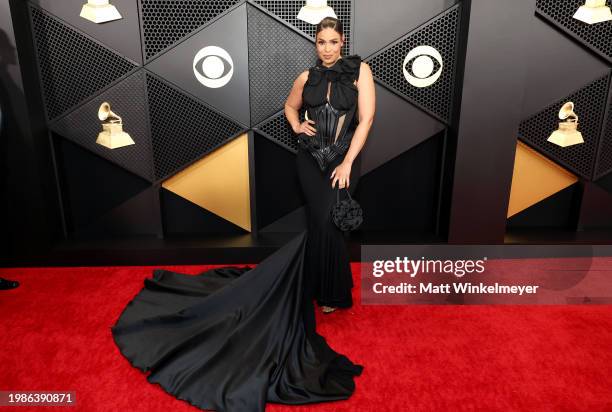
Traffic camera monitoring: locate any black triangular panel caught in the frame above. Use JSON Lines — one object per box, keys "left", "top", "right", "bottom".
{"left": 259, "top": 206, "right": 307, "bottom": 233}
{"left": 140, "top": 0, "right": 242, "bottom": 61}
{"left": 252, "top": 1, "right": 352, "bottom": 56}
{"left": 247, "top": 4, "right": 315, "bottom": 125}
{"left": 364, "top": 4, "right": 462, "bottom": 124}
{"left": 50, "top": 70, "right": 155, "bottom": 182}
{"left": 146, "top": 3, "right": 250, "bottom": 126}
{"left": 521, "top": 12, "right": 610, "bottom": 119}
{"left": 354, "top": 1, "right": 458, "bottom": 57}
{"left": 30, "top": 5, "right": 137, "bottom": 120}
{"left": 536, "top": 0, "right": 612, "bottom": 63}
{"left": 577, "top": 182, "right": 612, "bottom": 229}
{"left": 506, "top": 183, "right": 580, "bottom": 229}
{"left": 145, "top": 73, "right": 245, "bottom": 181}
{"left": 79, "top": 186, "right": 161, "bottom": 238}
{"left": 161, "top": 188, "right": 247, "bottom": 235}
{"left": 354, "top": 133, "right": 443, "bottom": 233}
{"left": 361, "top": 84, "right": 446, "bottom": 175}
{"left": 54, "top": 136, "right": 151, "bottom": 234}
{"left": 254, "top": 109, "right": 300, "bottom": 153}
{"left": 595, "top": 169, "right": 612, "bottom": 193}
{"left": 519, "top": 73, "right": 610, "bottom": 180}
{"left": 30, "top": 0, "right": 143, "bottom": 64}
{"left": 595, "top": 81, "right": 612, "bottom": 179}
{"left": 253, "top": 133, "right": 305, "bottom": 230}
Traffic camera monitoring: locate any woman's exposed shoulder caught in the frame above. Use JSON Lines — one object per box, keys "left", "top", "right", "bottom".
{"left": 296, "top": 69, "right": 309, "bottom": 87}
{"left": 357, "top": 61, "right": 372, "bottom": 83}
{"left": 359, "top": 61, "right": 372, "bottom": 73}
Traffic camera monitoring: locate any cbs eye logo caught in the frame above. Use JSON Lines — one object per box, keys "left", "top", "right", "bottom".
{"left": 193, "top": 46, "right": 234, "bottom": 88}
{"left": 402, "top": 45, "right": 443, "bottom": 88}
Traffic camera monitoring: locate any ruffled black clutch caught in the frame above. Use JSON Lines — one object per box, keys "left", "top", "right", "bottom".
{"left": 331, "top": 187, "right": 363, "bottom": 231}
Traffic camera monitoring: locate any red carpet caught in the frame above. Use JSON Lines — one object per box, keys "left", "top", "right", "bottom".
{"left": 1, "top": 263, "right": 611, "bottom": 411}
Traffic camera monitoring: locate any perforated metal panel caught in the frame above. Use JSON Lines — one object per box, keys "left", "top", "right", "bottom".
{"left": 146, "top": 73, "right": 245, "bottom": 180}
{"left": 253, "top": 1, "right": 352, "bottom": 56}
{"left": 247, "top": 4, "right": 316, "bottom": 125}
{"left": 145, "top": 3, "right": 251, "bottom": 126}
{"left": 140, "top": 0, "right": 242, "bottom": 61}
{"left": 50, "top": 71, "right": 155, "bottom": 182}
{"left": 364, "top": 4, "right": 461, "bottom": 124}
{"left": 519, "top": 74, "right": 610, "bottom": 180}
{"left": 30, "top": 6, "right": 137, "bottom": 120}
{"left": 30, "top": 0, "right": 144, "bottom": 65}
{"left": 254, "top": 109, "right": 306, "bottom": 152}
{"left": 536, "top": 0, "right": 612, "bottom": 63}
{"left": 596, "top": 86, "right": 612, "bottom": 179}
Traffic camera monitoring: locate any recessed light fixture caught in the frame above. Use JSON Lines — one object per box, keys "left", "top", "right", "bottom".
{"left": 573, "top": 0, "right": 612, "bottom": 24}
{"left": 297, "top": 0, "right": 337, "bottom": 25}
{"left": 80, "top": 0, "right": 122, "bottom": 24}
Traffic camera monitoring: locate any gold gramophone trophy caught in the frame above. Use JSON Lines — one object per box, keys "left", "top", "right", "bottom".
{"left": 96, "top": 102, "right": 135, "bottom": 149}
{"left": 547, "top": 102, "right": 584, "bottom": 148}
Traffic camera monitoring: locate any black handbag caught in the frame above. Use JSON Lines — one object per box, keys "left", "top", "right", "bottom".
{"left": 331, "top": 187, "right": 363, "bottom": 231}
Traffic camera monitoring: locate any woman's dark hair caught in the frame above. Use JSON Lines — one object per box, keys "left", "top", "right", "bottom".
{"left": 315, "top": 17, "right": 343, "bottom": 38}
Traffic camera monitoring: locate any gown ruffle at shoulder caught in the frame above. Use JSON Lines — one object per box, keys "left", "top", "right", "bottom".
{"left": 111, "top": 229, "right": 363, "bottom": 412}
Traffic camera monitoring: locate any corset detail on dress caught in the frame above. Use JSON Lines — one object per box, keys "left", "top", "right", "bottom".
{"left": 297, "top": 102, "right": 357, "bottom": 172}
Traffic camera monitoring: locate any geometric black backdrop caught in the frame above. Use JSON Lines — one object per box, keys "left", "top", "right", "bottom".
{"left": 26, "top": 0, "right": 465, "bottom": 241}
{"left": 3, "top": 0, "right": 612, "bottom": 265}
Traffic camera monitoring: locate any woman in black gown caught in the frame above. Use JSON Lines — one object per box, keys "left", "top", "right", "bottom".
{"left": 286, "top": 17, "right": 375, "bottom": 314}
{"left": 111, "top": 16, "right": 375, "bottom": 412}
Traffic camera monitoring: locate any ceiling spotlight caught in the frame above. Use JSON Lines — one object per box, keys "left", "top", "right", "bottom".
{"left": 547, "top": 102, "right": 584, "bottom": 148}
{"left": 96, "top": 102, "right": 134, "bottom": 149}
{"left": 297, "top": 0, "right": 337, "bottom": 25}
{"left": 573, "top": 0, "right": 612, "bottom": 24}
{"left": 80, "top": 0, "right": 122, "bottom": 24}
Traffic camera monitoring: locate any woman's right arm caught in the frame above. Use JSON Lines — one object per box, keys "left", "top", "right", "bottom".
{"left": 284, "top": 70, "right": 316, "bottom": 136}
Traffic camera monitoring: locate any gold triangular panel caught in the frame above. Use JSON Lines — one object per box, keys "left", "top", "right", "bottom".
{"left": 507, "top": 141, "right": 579, "bottom": 218}
{"left": 162, "top": 133, "right": 251, "bottom": 231}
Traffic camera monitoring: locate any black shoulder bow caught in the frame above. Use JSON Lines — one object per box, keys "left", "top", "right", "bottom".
{"left": 304, "top": 54, "right": 361, "bottom": 110}
{"left": 309, "top": 54, "right": 362, "bottom": 85}
{"left": 337, "top": 54, "right": 361, "bottom": 74}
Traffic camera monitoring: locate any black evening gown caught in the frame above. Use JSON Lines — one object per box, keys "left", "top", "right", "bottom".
{"left": 111, "top": 232, "right": 363, "bottom": 412}
{"left": 296, "top": 54, "right": 363, "bottom": 309}
{"left": 111, "top": 55, "right": 364, "bottom": 412}
{"left": 296, "top": 148, "right": 360, "bottom": 309}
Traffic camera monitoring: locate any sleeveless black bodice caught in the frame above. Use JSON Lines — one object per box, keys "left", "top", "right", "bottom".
{"left": 297, "top": 54, "right": 361, "bottom": 172}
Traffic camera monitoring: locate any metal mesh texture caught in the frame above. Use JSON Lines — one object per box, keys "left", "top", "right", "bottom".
{"left": 365, "top": 4, "right": 461, "bottom": 124}
{"left": 145, "top": 72, "right": 245, "bottom": 180}
{"left": 140, "top": 0, "right": 242, "bottom": 61}
{"left": 30, "top": 6, "right": 136, "bottom": 120}
{"left": 536, "top": 0, "right": 612, "bottom": 62}
{"left": 254, "top": 109, "right": 307, "bottom": 152}
{"left": 50, "top": 71, "right": 155, "bottom": 182}
{"left": 519, "top": 74, "right": 610, "bottom": 180}
{"left": 253, "top": 0, "right": 352, "bottom": 56}
{"left": 247, "top": 4, "right": 316, "bottom": 125}
{"left": 596, "top": 82, "right": 612, "bottom": 179}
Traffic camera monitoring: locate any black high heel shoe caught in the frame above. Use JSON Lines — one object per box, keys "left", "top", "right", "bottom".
{"left": 321, "top": 306, "right": 337, "bottom": 314}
